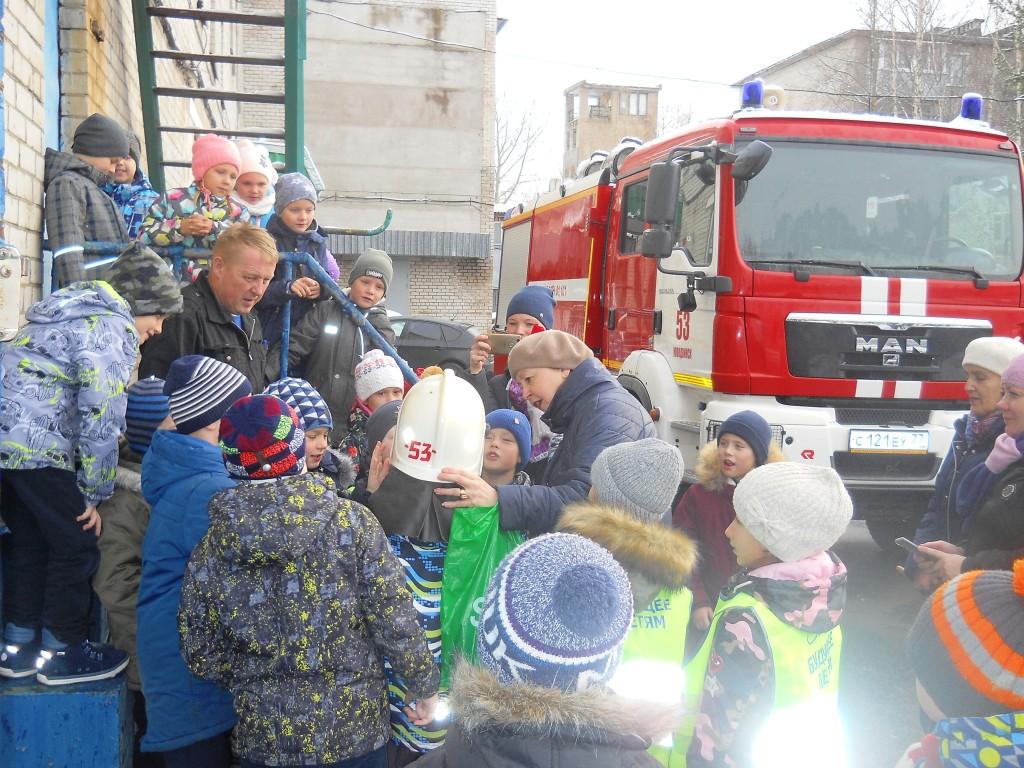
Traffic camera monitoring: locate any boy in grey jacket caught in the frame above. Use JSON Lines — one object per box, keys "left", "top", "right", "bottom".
{"left": 272, "top": 248, "right": 397, "bottom": 444}
{"left": 44, "top": 113, "right": 131, "bottom": 287}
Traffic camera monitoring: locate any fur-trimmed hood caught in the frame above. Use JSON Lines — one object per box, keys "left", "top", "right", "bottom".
{"left": 695, "top": 440, "right": 786, "bottom": 491}
{"left": 450, "top": 661, "right": 680, "bottom": 746}
{"left": 557, "top": 503, "right": 697, "bottom": 608}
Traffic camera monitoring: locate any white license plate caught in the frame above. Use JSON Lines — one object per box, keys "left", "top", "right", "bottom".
{"left": 848, "top": 429, "right": 929, "bottom": 454}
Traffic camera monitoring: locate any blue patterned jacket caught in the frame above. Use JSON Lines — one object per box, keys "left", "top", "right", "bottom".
{"left": 0, "top": 282, "right": 138, "bottom": 505}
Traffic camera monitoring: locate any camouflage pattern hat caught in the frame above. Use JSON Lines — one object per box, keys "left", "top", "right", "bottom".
{"left": 103, "top": 243, "right": 183, "bottom": 317}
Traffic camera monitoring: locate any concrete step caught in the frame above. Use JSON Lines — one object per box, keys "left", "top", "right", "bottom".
{"left": 0, "top": 676, "right": 131, "bottom": 767}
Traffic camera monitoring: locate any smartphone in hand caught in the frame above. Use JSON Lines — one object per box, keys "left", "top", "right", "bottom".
{"left": 487, "top": 332, "right": 521, "bottom": 356}
{"left": 894, "top": 537, "right": 919, "bottom": 554}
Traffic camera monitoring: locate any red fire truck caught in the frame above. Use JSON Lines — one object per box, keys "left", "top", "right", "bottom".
{"left": 497, "top": 84, "right": 1024, "bottom": 547}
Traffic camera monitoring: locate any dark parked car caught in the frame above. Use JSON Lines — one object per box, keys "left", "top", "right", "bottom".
{"left": 389, "top": 315, "right": 482, "bottom": 372}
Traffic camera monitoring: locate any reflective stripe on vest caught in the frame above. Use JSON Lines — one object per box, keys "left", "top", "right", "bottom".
{"left": 609, "top": 588, "right": 692, "bottom": 767}
{"left": 675, "top": 588, "right": 843, "bottom": 763}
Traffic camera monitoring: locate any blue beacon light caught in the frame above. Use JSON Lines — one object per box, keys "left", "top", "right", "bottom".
{"left": 960, "top": 93, "right": 983, "bottom": 121}
{"left": 741, "top": 79, "right": 765, "bottom": 109}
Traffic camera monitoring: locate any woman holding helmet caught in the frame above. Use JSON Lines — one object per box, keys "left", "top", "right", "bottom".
{"left": 438, "top": 330, "right": 656, "bottom": 536}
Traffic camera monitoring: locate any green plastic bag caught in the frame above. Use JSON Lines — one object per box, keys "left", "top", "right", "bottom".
{"left": 439, "top": 504, "right": 524, "bottom": 687}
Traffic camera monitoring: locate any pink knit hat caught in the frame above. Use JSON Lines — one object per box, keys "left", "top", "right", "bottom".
{"left": 1002, "top": 351, "right": 1024, "bottom": 390}
{"left": 191, "top": 134, "right": 241, "bottom": 182}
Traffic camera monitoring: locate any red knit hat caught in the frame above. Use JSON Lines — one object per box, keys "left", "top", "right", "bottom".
{"left": 191, "top": 133, "right": 241, "bottom": 183}
{"left": 219, "top": 395, "right": 306, "bottom": 480}
{"left": 907, "top": 559, "right": 1024, "bottom": 717}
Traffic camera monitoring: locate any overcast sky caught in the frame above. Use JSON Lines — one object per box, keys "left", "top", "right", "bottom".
{"left": 494, "top": 0, "right": 990, "bottom": 198}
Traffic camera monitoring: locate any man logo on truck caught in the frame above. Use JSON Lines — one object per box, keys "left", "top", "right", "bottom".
{"left": 855, "top": 337, "right": 929, "bottom": 354}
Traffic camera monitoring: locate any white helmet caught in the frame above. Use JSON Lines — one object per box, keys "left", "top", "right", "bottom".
{"left": 391, "top": 369, "right": 485, "bottom": 482}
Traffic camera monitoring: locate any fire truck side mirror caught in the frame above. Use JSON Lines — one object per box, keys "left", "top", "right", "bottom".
{"left": 731, "top": 140, "right": 773, "bottom": 181}
{"left": 643, "top": 161, "right": 681, "bottom": 226}
{"left": 677, "top": 291, "right": 698, "bottom": 313}
{"left": 640, "top": 161, "right": 681, "bottom": 260}
{"left": 640, "top": 228, "right": 674, "bottom": 259}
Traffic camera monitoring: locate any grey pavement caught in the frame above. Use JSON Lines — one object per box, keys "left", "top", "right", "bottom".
{"left": 835, "top": 519, "right": 927, "bottom": 767}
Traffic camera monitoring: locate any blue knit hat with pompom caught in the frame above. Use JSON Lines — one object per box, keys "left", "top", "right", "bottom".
{"left": 476, "top": 533, "right": 633, "bottom": 692}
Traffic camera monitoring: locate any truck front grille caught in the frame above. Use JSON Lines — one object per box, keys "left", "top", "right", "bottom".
{"left": 832, "top": 452, "right": 940, "bottom": 481}
{"left": 834, "top": 408, "right": 930, "bottom": 427}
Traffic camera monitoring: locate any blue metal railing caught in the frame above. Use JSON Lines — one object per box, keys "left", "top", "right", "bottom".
{"left": 81, "top": 241, "right": 211, "bottom": 279}
{"left": 74, "top": 242, "right": 418, "bottom": 386}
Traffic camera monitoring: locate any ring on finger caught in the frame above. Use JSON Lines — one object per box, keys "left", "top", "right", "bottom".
{"left": 459, "top": 489, "right": 468, "bottom": 500}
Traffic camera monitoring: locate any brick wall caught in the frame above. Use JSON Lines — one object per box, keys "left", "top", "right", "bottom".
{"left": 407, "top": 255, "right": 492, "bottom": 327}
{"left": 2, "top": 0, "right": 241, "bottom": 312}
{"left": 238, "top": 0, "right": 283, "bottom": 131}
{"left": 336, "top": 252, "right": 492, "bottom": 327}
{"left": 3, "top": 1, "right": 47, "bottom": 307}
{"left": 59, "top": 0, "right": 240, "bottom": 188}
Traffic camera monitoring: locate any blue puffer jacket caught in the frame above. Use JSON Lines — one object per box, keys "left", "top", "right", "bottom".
{"left": 136, "top": 429, "right": 237, "bottom": 752}
{"left": 497, "top": 358, "right": 655, "bottom": 536}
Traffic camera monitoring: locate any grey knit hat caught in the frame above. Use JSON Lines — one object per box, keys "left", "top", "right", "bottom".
{"left": 126, "top": 132, "right": 142, "bottom": 164}
{"left": 349, "top": 248, "right": 393, "bottom": 294}
{"left": 102, "top": 243, "right": 183, "bottom": 317}
{"left": 72, "top": 113, "right": 129, "bottom": 158}
{"left": 733, "top": 463, "right": 852, "bottom": 562}
{"left": 477, "top": 533, "right": 633, "bottom": 692}
{"left": 590, "top": 438, "right": 685, "bottom": 523}
{"left": 274, "top": 172, "right": 318, "bottom": 215}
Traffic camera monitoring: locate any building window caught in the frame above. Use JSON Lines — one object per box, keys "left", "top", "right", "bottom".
{"left": 673, "top": 164, "right": 716, "bottom": 267}
{"left": 628, "top": 92, "right": 648, "bottom": 116}
{"left": 621, "top": 180, "right": 647, "bottom": 254}
{"left": 621, "top": 167, "right": 715, "bottom": 261}
{"left": 947, "top": 53, "right": 967, "bottom": 84}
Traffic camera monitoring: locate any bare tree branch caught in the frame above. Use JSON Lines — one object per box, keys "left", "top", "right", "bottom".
{"left": 657, "top": 103, "right": 693, "bottom": 135}
{"left": 495, "top": 94, "right": 545, "bottom": 206}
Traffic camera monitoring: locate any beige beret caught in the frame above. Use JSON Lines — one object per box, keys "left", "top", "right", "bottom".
{"left": 507, "top": 330, "right": 593, "bottom": 377}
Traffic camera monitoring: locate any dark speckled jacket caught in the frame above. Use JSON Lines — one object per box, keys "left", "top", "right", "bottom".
{"left": 179, "top": 473, "right": 439, "bottom": 766}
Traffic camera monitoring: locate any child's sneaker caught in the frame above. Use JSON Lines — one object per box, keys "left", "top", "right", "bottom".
{"left": 35, "top": 641, "right": 129, "bottom": 686}
{"left": 0, "top": 641, "right": 41, "bottom": 679}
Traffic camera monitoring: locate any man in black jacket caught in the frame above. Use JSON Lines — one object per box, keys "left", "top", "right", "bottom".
{"left": 139, "top": 223, "right": 277, "bottom": 391}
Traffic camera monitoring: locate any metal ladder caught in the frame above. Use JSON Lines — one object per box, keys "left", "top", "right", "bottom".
{"left": 131, "top": 0, "right": 307, "bottom": 193}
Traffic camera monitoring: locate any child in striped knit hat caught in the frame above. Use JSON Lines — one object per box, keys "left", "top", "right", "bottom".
{"left": 898, "top": 559, "right": 1024, "bottom": 767}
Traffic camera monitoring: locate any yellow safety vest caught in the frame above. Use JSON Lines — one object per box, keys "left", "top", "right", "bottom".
{"left": 610, "top": 588, "right": 692, "bottom": 767}
{"left": 674, "top": 588, "right": 843, "bottom": 766}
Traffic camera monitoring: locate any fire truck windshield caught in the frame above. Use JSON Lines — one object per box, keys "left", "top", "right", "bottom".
{"left": 736, "top": 141, "right": 1023, "bottom": 281}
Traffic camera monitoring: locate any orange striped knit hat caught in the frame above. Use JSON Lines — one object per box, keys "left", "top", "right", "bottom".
{"left": 907, "top": 560, "right": 1024, "bottom": 718}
